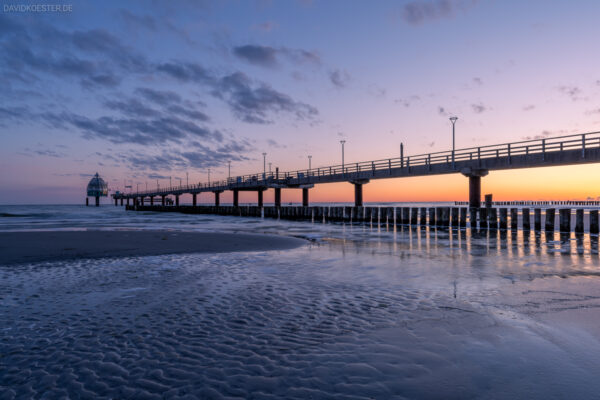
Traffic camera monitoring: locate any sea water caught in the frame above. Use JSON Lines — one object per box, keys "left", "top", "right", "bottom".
{"left": 2, "top": 205, "right": 600, "bottom": 399}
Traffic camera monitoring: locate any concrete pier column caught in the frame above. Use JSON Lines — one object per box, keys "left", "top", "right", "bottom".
{"left": 386, "top": 207, "right": 394, "bottom": 225}
{"left": 590, "top": 210, "right": 599, "bottom": 234}
{"left": 114, "top": 197, "right": 118, "bottom": 206}
{"left": 435, "top": 208, "right": 443, "bottom": 227}
{"left": 192, "top": 193, "right": 197, "bottom": 206}
{"left": 258, "top": 190, "right": 264, "bottom": 208}
{"left": 545, "top": 208, "right": 556, "bottom": 231}
{"left": 86, "top": 197, "right": 89, "bottom": 206}
{"left": 522, "top": 208, "right": 530, "bottom": 230}
{"left": 351, "top": 179, "right": 369, "bottom": 207}
{"left": 150, "top": 197, "right": 154, "bottom": 206}
{"left": 559, "top": 209, "right": 571, "bottom": 232}
{"left": 274, "top": 188, "right": 281, "bottom": 207}
{"left": 96, "top": 196, "right": 100, "bottom": 207}
{"left": 461, "top": 168, "right": 488, "bottom": 209}
{"left": 175, "top": 195, "right": 179, "bottom": 207}
{"left": 126, "top": 198, "right": 130, "bottom": 206}
{"left": 214, "top": 192, "right": 221, "bottom": 207}
{"left": 354, "top": 184, "right": 363, "bottom": 207}
{"left": 141, "top": 197, "right": 145, "bottom": 206}
{"left": 233, "top": 190, "right": 239, "bottom": 207}
{"left": 162, "top": 195, "right": 166, "bottom": 206}
{"left": 302, "top": 188, "right": 309, "bottom": 207}
{"left": 441, "top": 207, "right": 450, "bottom": 227}
{"left": 575, "top": 209, "right": 584, "bottom": 233}
{"left": 120, "top": 198, "right": 123, "bottom": 206}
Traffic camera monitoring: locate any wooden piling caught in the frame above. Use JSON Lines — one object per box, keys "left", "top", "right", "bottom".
{"left": 499, "top": 208, "right": 508, "bottom": 230}
{"left": 534, "top": 208, "right": 541, "bottom": 231}
{"left": 459, "top": 208, "right": 467, "bottom": 228}
{"left": 590, "top": 210, "right": 599, "bottom": 234}
{"left": 410, "top": 208, "right": 418, "bottom": 225}
{"left": 451, "top": 208, "right": 458, "bottom": 228}
{"left": 575, "top": 209, "right": 584, "bottom": 234}
{"left": 522, "top": 208, "right": 530, "bottom": 231}
{"left": 559, "top": 209, "right": 570, "bottom": 232}
{"left": 385, "top": 207, "right": 394, "bottom": 225}
{"left": 441, "top": 207, "right": 450, "bottom": 227}
{"left": 420, "top": 207, "right": 427, "bottom": 226}
{"left": 510, "top": 208, "right": 518, "bottom": 230}
{"left": 428, "top": 207, "right": 436, "bottom": 226}
{"left": 469, "top": 208, "right": 478, "bottom": 229}
{"left": 545, "top": 208, "right": 556, "bottom": 231}
{"left": 435, "top": 208, "right": 443, "bottom": 227}
{"left": 402, "top": 208, "right": 410, "bottom": 225}
{"left": 479, "top": 208, "right": 488, "bottom": 229}
{"left": 489, "top": 208, "right": 498, "bottom": 229}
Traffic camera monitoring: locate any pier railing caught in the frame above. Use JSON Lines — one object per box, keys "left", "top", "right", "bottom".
{"left": 122, "top": 130, "right": 600, "bottom": 198}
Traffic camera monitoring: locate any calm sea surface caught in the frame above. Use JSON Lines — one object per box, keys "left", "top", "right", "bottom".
{"left": 2, "top": 204, "right": 600, "bottom": 399}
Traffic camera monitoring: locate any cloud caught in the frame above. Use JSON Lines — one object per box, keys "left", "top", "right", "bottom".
{"left": 401, "top": 0, "right": 478, "bottom": 25}
{"left": 329, "top": 69, "right": 350, "bottom": 88}
{"left": 117, "top": 9, "right": 157, "bottom": 31}
{"left": 471, "top": 102, "right": 487, "bottom": 113}
{"left": 212, "top": 72, "right": 318, "bottom": 124}
{"left": 523, "top": 104, "right": 535, "bottom": 111}
{"left": 267, "top": 138, "right": 286, "bottom": 148}
{"left": 252, "top": 21, "right": 277, "bottom": 32}
{"left": 135, "top": 87, "right": 182, "bottom": 105}
{"left": 233, "top": 45, "right": 279, "bottom": 67}
{"left": 558, "top": 85, "right": 584, "bottom": 102}
{"left": 395, "top": 95, "right": 421, "bottom": 107}
{"left": 437, "top": 106, "right": 448, "bottom": 116}
{"left": 521, "top": 129, "right": 569, "bottom": 141}
{"left": 473, "top": 77, "right": 483, "bottom": 85}
{"left": 232, "top": 45, "right": 321, "bottom": 68}
{"left": 585, "top": 108, "right": 600, "bottom": 115}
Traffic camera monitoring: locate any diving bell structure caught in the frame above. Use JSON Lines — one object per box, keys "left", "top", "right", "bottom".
{"left": 86, "top": 172, "right": 108, "bottom": 206}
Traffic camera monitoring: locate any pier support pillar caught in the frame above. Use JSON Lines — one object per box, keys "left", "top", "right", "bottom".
{"left": 150, "top": 197, "right": 154, "bottom": 206}
{"left": 214, "top": 191, "right": 221, "bottom": 207}
{"left": 192, "top": 193, "right": 197, "bottom": 206}
{"left": 461, "top": 168, "right": 488, "bottom": 209}
{"left": 350, "top": 179, "right": 370, "bottom": 207}
{"left": 141, "top": 197, "right": 144, "bottom": 206}
{"left": 302, "top": 188, "right": 309, "bottom": 207}
{"left": 126, "top": 198, "right": 130, "bottom": 206}
{"left": 175, "top": 195, "right": 179, "bottom": 207}
{"left": 120, "top": 198, "right": 123, "bottom": 206}
{"left": 274, "top": 188, "right": 281, "bottom": 207}
{"left": 161, "top": 195, "right": 166, "bottom": 206}
{"left": 86, "top": 197, "right": 89, "bottom": 206}
{"left": 114, "top": 197, "right": 118, "bottom": 206}
{"left": 96, "top": 196, "right": 100, "bottom": 207}
{"left": 258, "top": 190, "right": 264, "bottom": 208}
{"left": 233, "top": 190, "right": 239, "bottom": 207}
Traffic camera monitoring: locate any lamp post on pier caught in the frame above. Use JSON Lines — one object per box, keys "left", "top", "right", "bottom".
{"left": 186, "top": 172, "right": 188, "bottom": 187}
{"left": 340, "top": 140, "right": 346, "bottom": 173}
{"left": 450, "top": 116, "right": 458, "bottom": 168}
{"left": 262, "top": 152, "right": 267, "bottom": 176}
{"left": 208, "top": 168, "right": 211, "bottom": 185}
{"left": 308, "top": 155, "right": 312, "bottom": 171}
{"left": 268, "top": 162, "right": 272, "bottom": 174}
{"left": 228, "top": 161, "right": 231, "bottom": 180}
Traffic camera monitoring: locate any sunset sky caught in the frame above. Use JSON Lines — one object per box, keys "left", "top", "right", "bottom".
{"left": 2, "top": 0, "right": 600, "bottom": 204}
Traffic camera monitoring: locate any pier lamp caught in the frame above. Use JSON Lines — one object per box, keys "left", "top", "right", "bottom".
{"left": 186, "top": 172, "right": 188, "bottom": 187}
{"left": 308, "top": 155, "right": 312, "bottom": 171}
{"left": 178, "top": 177, "right": 182, "bottom": 187}
{"left": 137, "top": 183, "right": 139, "bottom": 193}
{"left": 449, "top": 116, "right": 458, "bottom": 167}
{"left": 169, "top": 176, "right": 172, "bottom": 188}
{"left": 145, "top": 182, "right": 148, "bottom": 191}
{"left": 208, "top": 168, "right": 211, "bottom": 185}
{"left": 340, "top": 140, "right": 346, "bottom": 173}
{"left": 262, "top": 152, "right": 267, "bottom": 175}
{"left": 228, "top": 161, "right": 231, "bottom": 179}
{"left": 269, "top": 162, "right": 272, "bottom": 174}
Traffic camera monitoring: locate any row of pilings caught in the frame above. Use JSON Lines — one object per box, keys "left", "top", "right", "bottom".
{"left": 127, "top": 205, "right": 600, "bottom": 234}
{"left": 455, "top": 200, "right": 600, "bottom": 206}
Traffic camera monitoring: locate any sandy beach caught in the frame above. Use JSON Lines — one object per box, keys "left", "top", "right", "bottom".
{"left": 0, "top": 230, "right": 305, "bottom": 265}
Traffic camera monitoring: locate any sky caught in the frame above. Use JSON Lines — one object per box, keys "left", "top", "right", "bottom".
{"left": 1, "top": 0, "right": 600, "bottom": 204}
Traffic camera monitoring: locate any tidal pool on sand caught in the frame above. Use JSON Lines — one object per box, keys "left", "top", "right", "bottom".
{"left": 2, "top": 229, "right": 600, "bottom": 399}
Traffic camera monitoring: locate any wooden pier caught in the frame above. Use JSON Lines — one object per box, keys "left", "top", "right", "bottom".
{"left": 126, "top": 205, "right": 600, "bottom": 234}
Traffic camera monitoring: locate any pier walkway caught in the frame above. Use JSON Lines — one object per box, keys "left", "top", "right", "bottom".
{"left": 114, "top": 131, "right": 600, "bottom": 208}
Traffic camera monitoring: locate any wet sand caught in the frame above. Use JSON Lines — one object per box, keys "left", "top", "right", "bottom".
{"left": 0, "top": 230, "right": 305, "bottom": 264}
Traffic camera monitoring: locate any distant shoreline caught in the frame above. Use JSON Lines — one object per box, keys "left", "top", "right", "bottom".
{"left": 0, "top": 231, "right": 305, "bottom": 265}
